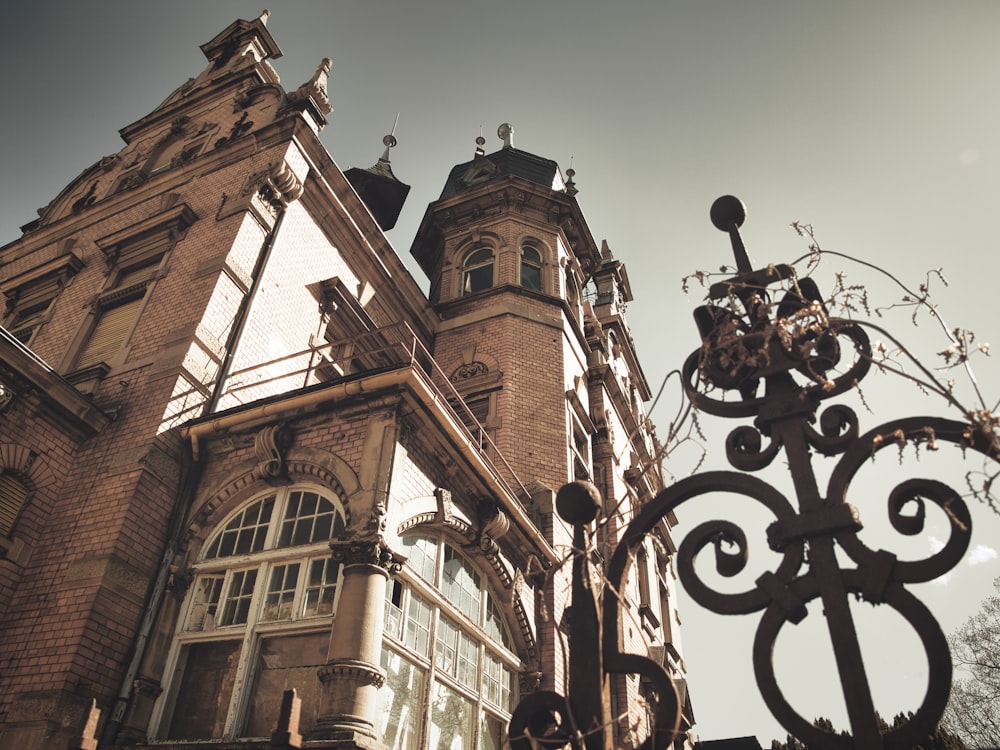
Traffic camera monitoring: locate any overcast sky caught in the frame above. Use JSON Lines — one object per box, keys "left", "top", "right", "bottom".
{"left": 3, "top": 1, "right": 1000, "bottom": 744}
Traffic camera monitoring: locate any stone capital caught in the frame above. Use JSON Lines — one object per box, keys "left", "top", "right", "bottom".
{"left": 329, "top": 538, "right": 404, "bottom": 574}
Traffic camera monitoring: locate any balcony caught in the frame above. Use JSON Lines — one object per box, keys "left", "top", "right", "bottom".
{"left": 186, "top": 322, "right": 530, "bottom": 504}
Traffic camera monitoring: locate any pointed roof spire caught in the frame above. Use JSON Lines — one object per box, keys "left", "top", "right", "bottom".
{"left": 258, "top": 9, "right": 270, "bottom": 24}
{"left": 344, "top": 119, "right": 411, "bottom": 231}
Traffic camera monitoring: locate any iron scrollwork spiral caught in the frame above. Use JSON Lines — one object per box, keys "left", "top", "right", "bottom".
{"left": 509, "top": 196, "right": 998, "bottom": 750}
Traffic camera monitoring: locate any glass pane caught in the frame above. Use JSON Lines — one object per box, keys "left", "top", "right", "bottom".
{"left": 520, "top": 264, "right": 541, "bottom": 290}
{"left": 481, "top": 712, "right": 506, "bottom": 750}
{"left": 465, "top": 248, "right": 492, "bottom": 266}
{"left": 483, "top": 596, "right": 512, "bottom": 649}
{"left": 244, "top": 632, "right": 328, "bottom": 738}
{"left": 483, "top": 652, "right": 515, "bottom": 710}
{"left": 404, "top": 593, "right": 432, "bottom": 659}
{"left": 185, "top": 575, "right": 224, "bottom": 631}
{"left": 429, "top": 680, "right": 474, "bottom": 750}
{"left": 401, "top": 535, "right": 438, "bottom": 584}
{"left": 166, "top": 640, "right": 240, "bottom": 740}
{"left": 302, "top": 558, "right": 339, "bottom": 617}
{"left": 463, "top": 265, "right": 492, "bottom": 294}
{"left": 220, "top": 569, "right": 257, "bottom": 626}
{"left": 456, "top": 632, "right": 478, "bottom": 691}
{"left": 385, "top": 579, "right": 404, "bottom": 639}
{"left": 379, "top": 649, "right": 425, "bottom": 750}
{"left": 278, "top": 491, "right": 343, "bottom": 548}
{"left": 205, "top": 496, "right": 274, "bottom": 559}
{"left": 261, "top": 563, "right": 300, "bottom": 622}
{"left": 441, "top": 546, "right": 481, "bottom": 623}
{"left": 435, "top": 617, "right": 458, "bottom": 676}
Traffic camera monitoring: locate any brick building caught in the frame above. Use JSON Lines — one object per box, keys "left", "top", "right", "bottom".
{"left": 0, "top": 12, "right": 690, "bottom": 749}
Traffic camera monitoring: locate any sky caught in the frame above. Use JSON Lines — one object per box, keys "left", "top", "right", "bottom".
{"left": 3, "top": 1, "right": 1000, "bottom": 745}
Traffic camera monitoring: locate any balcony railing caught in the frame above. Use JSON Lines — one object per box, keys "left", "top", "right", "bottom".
{"left": 199, "top": 322, "right": 531, "bottom": 502}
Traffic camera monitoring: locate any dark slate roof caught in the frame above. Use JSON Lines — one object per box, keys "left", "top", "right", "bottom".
{"left": 439, "top": 147, "right": 563, "bottom": 199}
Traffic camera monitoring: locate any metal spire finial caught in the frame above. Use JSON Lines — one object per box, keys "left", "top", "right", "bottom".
{"left": 475, "top": 125, "right": 486, "bottom": 157}
{"left": 379, "top": 113, "right": 400, "bottom": 161}
{"left": 565, "top": 156, "right": 578, "bottom": 196}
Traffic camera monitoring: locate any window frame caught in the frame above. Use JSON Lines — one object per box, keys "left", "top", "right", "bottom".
{"left": 380, "top": 534, "right": 520, "bottom": 750}
{"left": 519, "top": 245, "right": 543, "bottom": 291}
{"left": 153, "top": 485, "right": 347, "bottom": 741}
{"left": 71, "top": 255, "right": 164, "bottom": 372}
{"left": 461, "top": 248, "right": 494, "bottom": 296}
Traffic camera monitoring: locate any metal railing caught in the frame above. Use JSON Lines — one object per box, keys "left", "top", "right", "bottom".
{"left": 208, "top": 321, "right": 531, "bottom": 502}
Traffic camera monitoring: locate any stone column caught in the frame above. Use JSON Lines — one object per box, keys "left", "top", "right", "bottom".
{"left": 312, "top": 539, "right": 402, "bottom": 743}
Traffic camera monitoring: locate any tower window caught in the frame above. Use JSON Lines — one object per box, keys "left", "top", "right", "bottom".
{"left": 520, "top": 246, "right": 542, "bottom": 291}
{"left": 462, "top": 248, "right": 494, "bottom": 296}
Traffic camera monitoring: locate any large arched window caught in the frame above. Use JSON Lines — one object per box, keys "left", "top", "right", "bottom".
{"left": 519, "top": 245, "right": 543, "bottom": 291}
{"left": 462, "top": 248, "right": 494, "bottom": 296}
{"left": 380, "top": 534, "right": 519, "bottom": 750}
{"left": 156, "top": 486, "right": 346, "bottom": 741}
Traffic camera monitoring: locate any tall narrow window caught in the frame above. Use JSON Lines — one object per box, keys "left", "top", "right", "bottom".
{"left": 73, "top": 257, "right": 161, "bottom": 371}
{"left": 519, "top": 246, "right": 542, "bottom": 291}
{"left": 381, "top": 534, "right": 519, "bottom": 750}
{"left": 2, "top": 252, "right": 84, "bottom": 346}
{"left": 0, "top": 472, "right": 29, "bottom": 537}
{"left": 461, "top": 248, "right": 494, "bottom": 295}
{"left": 157, "top": 486, "right": 346, "bottom": 741}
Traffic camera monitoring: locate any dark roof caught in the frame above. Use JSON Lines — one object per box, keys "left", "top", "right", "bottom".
{"left": 439, "top": 147, "right": 563, "bottom": 199}
{"left": 695, "top": 737, "right": 764, "bottom": 750}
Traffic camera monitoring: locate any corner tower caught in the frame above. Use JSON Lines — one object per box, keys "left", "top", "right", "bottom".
{"left": 410, "top": 128, "right": 683, "bottom": 733}
{"left": 411, "top": 125, "right": 661, "bottom": 509}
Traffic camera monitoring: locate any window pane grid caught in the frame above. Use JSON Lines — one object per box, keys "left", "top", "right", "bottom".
{"left": 261, "top": 563, "right": 300, "bottom": 622}
{"left": 220, "top": 569, "right": 258, "bottom": 626}
{"left": 482, "top": 651, "right": 512, "bottom": 709}
{"left": 404, "top": 593, "right": 432, "bottom": 659}
{"left": 302, "top": 558, "right": 339, "bottom": 617}
{"left": 442, "top": 546, "right": 482, "bottom": 624}
{"left": 402, "top": 535, "right": 438, "bottom": 584}
{"left": 205, "top": 496, "right": 275, "bottom": 559}
{"left": 185, "top": 574, "right": 225, "bottom": 632}
{"left": 279, "top": 491, "right": 342, "bottom": 547}
{"left": 455, "top": 631, "right": 478, "bottom": 691}
{"left": 483, "top": 596, "right": 511, "bottom": 649}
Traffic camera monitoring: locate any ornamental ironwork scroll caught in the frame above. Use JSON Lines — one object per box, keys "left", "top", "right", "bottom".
{"left": 509, "top": 196, "right": 999, "bottom": 750}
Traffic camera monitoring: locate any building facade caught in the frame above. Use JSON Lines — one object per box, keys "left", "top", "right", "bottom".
{"left": 0, "top": 13, "right": 690, "bottom": 750}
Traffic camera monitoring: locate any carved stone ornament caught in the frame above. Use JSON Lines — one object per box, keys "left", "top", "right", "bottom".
{"left": 317, "top": 658, "right": 386, "bottom": 689}
{"left": 0, "top": 379, "right": 15, "bottom": 412}
{"left": 254, "top": 423, "right": 293, "bottom": 482}
{"left": 451, "top": 361, "right": 488, "bottom": 381}
{"left": 329, "top": 538, "right": 404, "bottom": 574}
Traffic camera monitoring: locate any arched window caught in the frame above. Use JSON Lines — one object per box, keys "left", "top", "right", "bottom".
{"left": 381, "top": 534, "right": 519, "bottom": 750}
{"left": 520, "top": 246, "right": 542, "bottom": 291}
{"left": 462, "top": 248, "right": 494, "bottom": 296}
{"left": 157, "top": 487, "right": 346, "bottom": 741}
